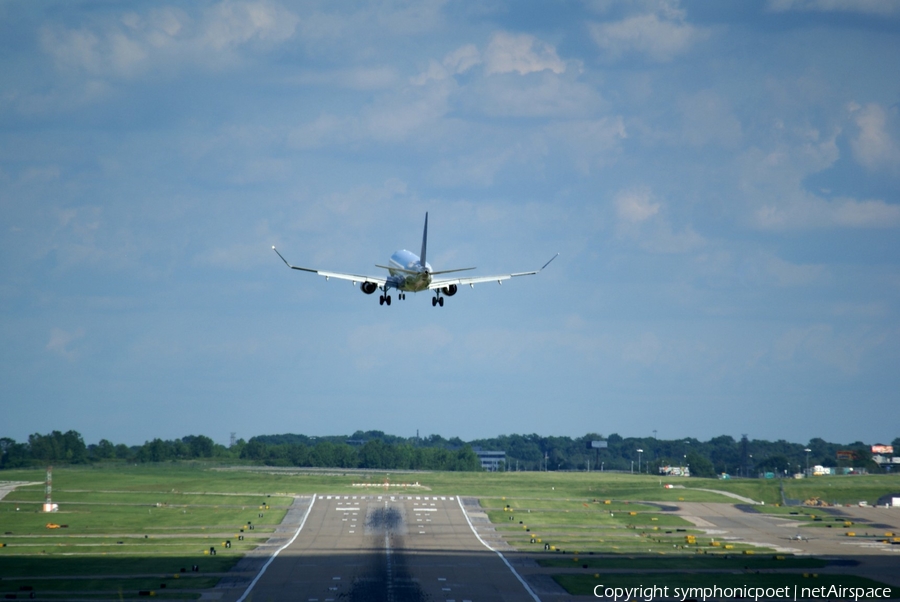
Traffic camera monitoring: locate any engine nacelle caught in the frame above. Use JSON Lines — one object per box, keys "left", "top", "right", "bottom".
{"left": 441, "top": 284, "right": 458, "bottom": 296}
{"left": 360, "top": 282, "right": 378, "bottom": 295}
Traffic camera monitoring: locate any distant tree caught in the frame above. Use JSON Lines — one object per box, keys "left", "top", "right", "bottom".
{"left": 28, "top": 430, "right": 88, "bottom": 464}
{"left": 686, "top": 451, "right": 716, "bottom": 478}
{"left": 137, "top": 438, "right": 173, "bottom": 463}
{"left": 114, "top": 444, "right": 132, "bottom": 460}
{"left": 0, "top": 438, "right": 31, "bottom": 468}
{"left": 754, "top": 454, "right": 789, "bottom": 474}
{"left": 358, "top": 439, "right": 386, "bottom": 469}
{"left": 241, "top": 439, "right": 267, "bottom": 461}
{"left": 183, "top": 435, "right": 215, "bottom": 458}
{"left": 94, "top": 439, "right": 116, "bottom": 460}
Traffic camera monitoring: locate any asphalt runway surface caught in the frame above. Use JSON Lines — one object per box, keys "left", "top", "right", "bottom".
{"left": 214, "top": 496, "right": 900, "bottom": 602}
{"left": 217, "top": 494, "right": 541, "bottom": 602}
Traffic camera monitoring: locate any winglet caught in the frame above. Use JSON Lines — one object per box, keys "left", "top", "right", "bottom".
{"left": 272, "top": 246, "right": 316, "bottom": 273}
{"left": 420, "top": 212, "right": 428, "bottom": 266}
{"left": 272, "top": 246, "right": 292, "bottom": 268}
{"left": 541, "top": 252, "right": 559, "bottom": 271}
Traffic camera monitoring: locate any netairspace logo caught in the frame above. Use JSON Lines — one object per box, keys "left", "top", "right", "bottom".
{"left": 593, "top": 584, "right": 893, "bottom": 601}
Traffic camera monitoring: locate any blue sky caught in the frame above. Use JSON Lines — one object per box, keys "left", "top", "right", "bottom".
{"left": 2, "top": 0, "right": 899, "bottom": 447}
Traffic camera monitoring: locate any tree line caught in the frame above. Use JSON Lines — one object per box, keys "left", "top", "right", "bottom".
{"left": 2, "top": 430, "right": 896, "bottom": 476}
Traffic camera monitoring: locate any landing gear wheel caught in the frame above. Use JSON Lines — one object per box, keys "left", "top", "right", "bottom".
{"left": 432, "top": 297, "right": 437, "bottom": 307}
{"left": 438, "top": 297, "right": 444, "bottom": 307}
{"left": 379, "top": 295, "right": 384, "bottom": 305}
{"left": 386, "top": 295, "right": 391, "bottom": 306}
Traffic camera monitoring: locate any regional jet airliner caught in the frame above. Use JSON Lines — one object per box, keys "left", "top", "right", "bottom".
{"left": 272, "top": 213, "right": 557, "bottom": 307}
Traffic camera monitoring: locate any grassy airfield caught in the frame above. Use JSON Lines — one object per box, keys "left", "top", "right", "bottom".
{"left": 1, "top": 465, "right": 897, "bottom": 599}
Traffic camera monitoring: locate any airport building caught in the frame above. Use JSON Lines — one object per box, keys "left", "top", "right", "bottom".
{"left": 475, "top": 450, "right": 506, "bottom": 471}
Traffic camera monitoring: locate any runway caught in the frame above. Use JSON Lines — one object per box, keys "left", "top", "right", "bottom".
{"left": 216, "top": 493, "right": 541, "bottom": 602}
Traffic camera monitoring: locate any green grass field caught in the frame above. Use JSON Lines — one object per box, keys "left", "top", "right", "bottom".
{"left": 1, "top": 464, "right": 897, "bottom": 598}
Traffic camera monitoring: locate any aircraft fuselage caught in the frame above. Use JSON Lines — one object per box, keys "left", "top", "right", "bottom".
{"left": 387, "top": 249, "right": 432, "bottom": 292}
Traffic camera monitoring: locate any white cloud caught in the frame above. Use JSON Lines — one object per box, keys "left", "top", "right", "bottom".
{"left": 199, "top": 1, "right": 298, "bottom": 51}
{"left": 39, "top": 2, "right": 299, "bottom": 79}
{"left": 766, "top": 0, "right": 900, "bottom": 16}
{"left": 614, "top": 188, "right": 705, "bottom": 254}
{"left": 737, "top": 128, "right": 900, "bottom": 230}
{"left": 848, "top": 102, "right": 900, "bottom": 172}
{"left": 483, "top": 32, "right": 566, "bottom": 75}
{"left": 616, "top": 188, "right": 659, "bottom": 222}
{"left": 588, "top": 6, "right": 709, "bottom": 62}
{"left": 443, "top": 44, "right": 481, "bottom": 75}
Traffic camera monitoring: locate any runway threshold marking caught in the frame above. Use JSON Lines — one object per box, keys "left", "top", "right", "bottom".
{"left": 456, "top": 496, "right": 542, "bottom": 602}
{"left": 236, "top": 494, "right": 318, "bottom": 602}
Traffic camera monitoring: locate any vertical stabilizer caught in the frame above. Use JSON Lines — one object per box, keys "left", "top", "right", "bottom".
{"left": 420, "top": 212, "right": 428, "bottom": 266}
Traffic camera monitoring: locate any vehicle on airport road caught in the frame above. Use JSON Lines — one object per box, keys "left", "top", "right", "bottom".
{"left": 783, "top": 533, "right": 816, "bottom": 542}
{"left": 273, "top": 212, "right": 557, "bottom": 307}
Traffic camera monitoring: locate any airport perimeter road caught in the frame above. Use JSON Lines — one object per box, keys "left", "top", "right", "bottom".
{"left": 216, "top": 493, "right": 541, "bottom": 602}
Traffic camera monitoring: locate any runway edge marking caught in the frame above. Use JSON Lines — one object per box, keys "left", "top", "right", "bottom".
{"left": 456, "top": 496, "right": 542, "bottom": 602}
{"left": 236, "top": 493, "right": 318, "bottom": 602}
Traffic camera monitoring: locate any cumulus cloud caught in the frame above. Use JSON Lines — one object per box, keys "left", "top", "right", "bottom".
{"left": 39, "top": 2, "right": 299, "bottom": 78}
{"left": 737, "top": 128, "right": 900, "bottom": 230}
{"left": 848, "top": 102, "right": 900, "bottom": 172}
{"left": 443, "top": 44, "right": 481, "bottom": 75}
{"left": 614, "top": 188, "right": 705, "bottom": 253}
{"left": 588, "top": 3, "right": 709, "bottom": 62}
{"left": 483, "top": 32, "right": 566, "bottom": 75}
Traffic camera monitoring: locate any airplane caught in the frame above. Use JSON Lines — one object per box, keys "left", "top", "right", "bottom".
{"left": 272, "top": 212, "right": 557, "bottom": 307}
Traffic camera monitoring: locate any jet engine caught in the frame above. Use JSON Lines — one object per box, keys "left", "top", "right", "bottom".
{"left": 441, "top": 284, "right": 458, "bottom": 296}
{"left": 360, "top": 282, "right": 378, "bottom": 295}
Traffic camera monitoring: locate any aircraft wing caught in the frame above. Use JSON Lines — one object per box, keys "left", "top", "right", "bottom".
{"left": 428, "top": 253, "right": 558, "bottom": 289}
{"left": 272, "top": 247, "right": 388, "bottom": 286}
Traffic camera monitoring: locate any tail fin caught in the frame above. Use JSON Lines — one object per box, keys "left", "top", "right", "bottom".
{"left": 420, "top": 212, "right": 428, "bottom": 266}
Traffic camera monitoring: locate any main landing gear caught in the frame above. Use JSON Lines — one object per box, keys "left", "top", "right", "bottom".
{"left": 431, "top": 295, "right": 444, "bottom": 307}
{"left": 380, "top": 289, "right": 407, "bottom": 306}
